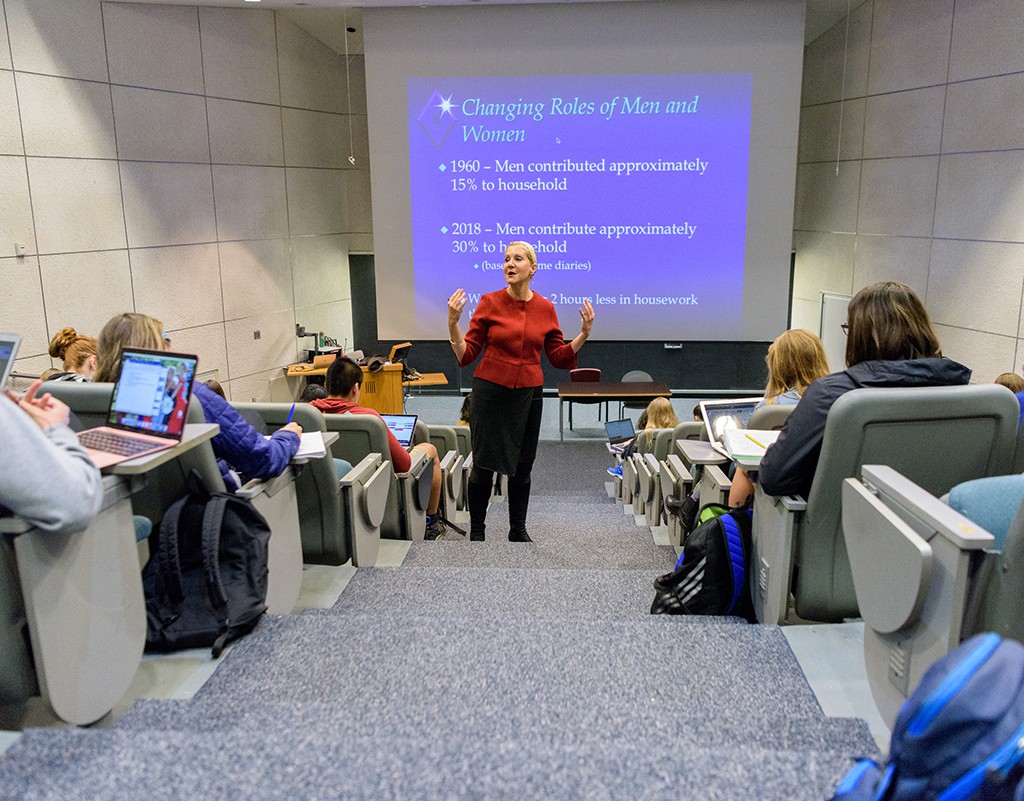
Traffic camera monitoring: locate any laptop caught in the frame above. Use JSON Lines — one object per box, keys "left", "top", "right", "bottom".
{"left": 604, "top": 418, "right": 636, "bottom": 453}
{"left": 0, "top": 332, "right": 21, "bottom": 389}
{"left": 698, "top": 397, "right": 762, "bottom": 458}
{"left": 380, "top": 413, "right": 418, "bottom": 449}
{"left": 78, "top": 348, "right": 199, "bottom": 469}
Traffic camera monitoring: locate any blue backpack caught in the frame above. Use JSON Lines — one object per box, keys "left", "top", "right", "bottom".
{"left": 831, "top": 632, "right": 1024, "bottom": 801}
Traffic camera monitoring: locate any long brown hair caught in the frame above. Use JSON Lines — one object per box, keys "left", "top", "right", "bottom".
{"left": 764, "top": 329, "right": 830, "bottom": 402}
{"left": 94, "top": 313, "right": 165, "bottom": 382}
{"left": 845, "top": 282, "right": 941, "bottom": 367}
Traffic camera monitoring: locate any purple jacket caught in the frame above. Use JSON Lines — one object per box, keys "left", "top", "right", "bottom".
{"left": 193, "top": 382, "right": 299, "bottom": 491}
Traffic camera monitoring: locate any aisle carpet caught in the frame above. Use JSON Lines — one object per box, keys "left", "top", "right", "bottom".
{"left": 0, "top": 440, "right": 878, "bottom": 799}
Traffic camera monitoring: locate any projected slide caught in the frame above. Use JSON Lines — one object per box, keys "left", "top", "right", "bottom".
{"left": 407, "top": 73, "right": 752, "bottom": 339}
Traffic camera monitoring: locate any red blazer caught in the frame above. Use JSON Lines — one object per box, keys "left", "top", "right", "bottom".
{"left": 459, "top": 290, "right": 577, "bottom": 388}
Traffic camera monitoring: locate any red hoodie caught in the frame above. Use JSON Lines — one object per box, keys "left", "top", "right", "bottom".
{"left": 309, "top": 397, "right": 411, "bottom": 472}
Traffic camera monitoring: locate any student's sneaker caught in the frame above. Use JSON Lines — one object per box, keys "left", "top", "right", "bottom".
{"left": 425, "top": 516, "right": 448, "bottom": 541}
{"left": 607, "top": 464, "right": 623, "bottom": 478}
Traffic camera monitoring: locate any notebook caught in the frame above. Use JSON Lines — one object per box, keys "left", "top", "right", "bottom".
{"left": 604, "top": 418, "right": 636, "bottom": 453}
{"left": 0, "top": 332, "right": 21, "bottom": 389}
{"left": 698, "top": 397, "right": 762, "bottom": 459}
{"left": 380, "top": 413, "right": 418, "bottom": 449}
{"left": 78, "top": 348, "right": 198, "bottom": 469}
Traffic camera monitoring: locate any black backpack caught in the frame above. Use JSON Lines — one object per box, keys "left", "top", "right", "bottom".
{"left": 651, "top": 505, "right": 756, "bottom": 621}
{"left": 143, "top": 475, "right": 270, "bottom": 657}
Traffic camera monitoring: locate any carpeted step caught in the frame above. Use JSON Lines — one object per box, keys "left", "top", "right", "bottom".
{"left": 402, "top": 539, "right": 676, "bottom": 571}
{"left": 112, "top": 697, "right": 879, "bottom": 761}
{"left": 0, "top": 727, "right": 870, "bottom": 801}
{"left": 329, "top": 566, "right": 685, "bottom": 621}
{"left": 182, "top": 612, "right": 824, "bottom": 721}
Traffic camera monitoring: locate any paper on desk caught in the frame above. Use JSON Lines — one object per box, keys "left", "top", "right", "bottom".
{"left": 266, "top": 431, "right": 328, "bottom": 458}
{"left": 721, "top": 428, "right": 781, "bottom": 460}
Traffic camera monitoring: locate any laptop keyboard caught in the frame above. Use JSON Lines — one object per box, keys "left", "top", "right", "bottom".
{"left": 79, "top": 429, "right": 157, "bottom": 457}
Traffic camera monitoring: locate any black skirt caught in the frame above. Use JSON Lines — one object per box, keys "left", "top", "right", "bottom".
{"left": 470, "top": 378, "right": 543, "bottom": 476}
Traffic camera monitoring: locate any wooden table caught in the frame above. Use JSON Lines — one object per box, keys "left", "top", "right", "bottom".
{"left": 556, "top": 381, "right": 671, "bottom": 442}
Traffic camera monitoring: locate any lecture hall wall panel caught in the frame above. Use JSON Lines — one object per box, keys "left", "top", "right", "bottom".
{"left": 793, "top": 0, "right": 1024, "bottom": 380}
{"left": 0, "top": 0, "right": 369, "bottom": 400}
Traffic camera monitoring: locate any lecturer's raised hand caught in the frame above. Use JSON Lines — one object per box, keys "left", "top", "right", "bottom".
{"left": 579, "top": 299, "right": 595, "bottom": 338}
{"left": 448, "top": 288, "right": 468, "bottom": 325}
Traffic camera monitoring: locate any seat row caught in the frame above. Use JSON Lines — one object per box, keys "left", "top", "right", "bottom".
{"left": 610, "top": 384, "right": 1024, "bottom": 723}
{"left": 1, "top": 383, "right": 468, "bottom": 727}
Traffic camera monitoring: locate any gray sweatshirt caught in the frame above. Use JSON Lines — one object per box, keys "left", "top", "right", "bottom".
{"left": 1, "top": 398, "right": 103, "bottom": 532}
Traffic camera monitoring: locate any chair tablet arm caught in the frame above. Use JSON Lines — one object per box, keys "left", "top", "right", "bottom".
{"left": 675, "top": 439, "right": 729, "bottom": 467}
{"left": 341, "top": 454, "right": 389, "bottom": 565}
{"left": 751, "top": 486, "right": 806, "bottom": 624}
{"left": 440, "top": 450, "right": 464, "bottom": 514}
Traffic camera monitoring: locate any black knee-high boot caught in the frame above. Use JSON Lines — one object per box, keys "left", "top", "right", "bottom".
{"left": 467, "top": 477, "right": 491, "bottom": 541}
{"left": 507, "top": 477, "right": 532, "bottom": 542}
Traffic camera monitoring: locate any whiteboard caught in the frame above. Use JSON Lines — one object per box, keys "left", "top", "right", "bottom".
{"left": 820, "top": 292, "right": 852, "bottom": 374}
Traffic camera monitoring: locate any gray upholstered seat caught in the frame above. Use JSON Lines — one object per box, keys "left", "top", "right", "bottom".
{"left": 1, "top": 476, "right": 146, "bottom": 726}
{"left": 842, "top": 464, "right": 1024, "bottom": 726}
{"left": 753, "top": 384, "right": 1020, "bottom": 625}
{"left": 423, "top": 423, "right": 463, "bottom": 521}
{"left": 319, "top": 412, "right": 432, "bottom": 540}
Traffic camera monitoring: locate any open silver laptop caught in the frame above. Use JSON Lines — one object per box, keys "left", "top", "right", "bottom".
{"left": 380, "top": 413, "right": 418, "bottom": 450}
{"left": 78, "top": 348, "right": 199, "bottom": 469}
{"left": 698, "top": 397, "right": 762, "bottom": 458}
{"left": 0, "top": 332, "right": 22, "bottom": 390}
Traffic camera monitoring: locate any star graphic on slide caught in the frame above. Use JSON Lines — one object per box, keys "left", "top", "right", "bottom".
{"left": 418, "top": 90, "right": 458, "bottom": 147}
{"left": 437, "top": 94, "right": 455, "bottom": 117}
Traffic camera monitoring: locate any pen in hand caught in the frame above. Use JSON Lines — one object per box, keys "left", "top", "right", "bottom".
{"left": 286, "top": 403, "right": 296, "bottom": 425}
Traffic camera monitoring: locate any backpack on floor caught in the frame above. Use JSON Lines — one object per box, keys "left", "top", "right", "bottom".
{"left": 650, "top": 505, "right": 755, "bottom": 621}
{"left": 830, "top": 632, "right": 1024, "bottom": 801}
{"left": 143, "top": 473, "right": 270, "bottom": 657}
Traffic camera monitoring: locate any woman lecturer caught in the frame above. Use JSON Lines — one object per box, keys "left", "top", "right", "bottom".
{"left": 448, "top": 241, "right": 594, "bottom": 542}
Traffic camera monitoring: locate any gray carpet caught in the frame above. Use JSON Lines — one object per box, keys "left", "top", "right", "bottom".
{"left": 0, "top": 728, "right": 869, "bottom": 801}
{"left": 0, "top": 431, "right": 880, "bottom": 800}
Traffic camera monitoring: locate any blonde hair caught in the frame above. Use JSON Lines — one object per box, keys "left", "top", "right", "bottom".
{"left": 995, "top": 372, "right": 1024, "bottom": 393}
{"left": 48, "top": 326, "right": 97, "bottom": 373}
{"left": 505, "top": 241, "right": 537, "bottom": 266}
{"left": 764, "top": 329, "right": 830, "bottom": 403}
{"left": 94, "top": 313, "right": 165, "bottom": 383}
{"left": 643, "top": 396, "right": 680, "bottom": 446}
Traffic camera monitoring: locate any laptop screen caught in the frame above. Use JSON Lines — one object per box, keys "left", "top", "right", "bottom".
{"left": 699, "top": 398, "right": 762, "bottom": 445}
{"left": 380, "top": 413, "right": 418, "bottom": 447}
{"left": 0, "top": 332, "right": 21, "bottom": 389}
{"left": 604, "top": 418, "right": 636, "bottom": 444}
{"left": 108, "top": 348, "right": 198, "bottom": 439}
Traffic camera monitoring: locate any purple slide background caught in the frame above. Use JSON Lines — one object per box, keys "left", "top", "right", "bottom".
{"left": 407, "top": 74, "right": 752, "bottom": 339}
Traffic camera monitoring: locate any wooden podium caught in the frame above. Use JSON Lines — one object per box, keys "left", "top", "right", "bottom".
{"left": 358, "top": 363, "right": 404, "bottom": 414}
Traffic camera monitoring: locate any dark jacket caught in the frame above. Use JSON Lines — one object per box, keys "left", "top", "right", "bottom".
{"left": 193, "top": 382, "right": 300, "bottom": 491}
{"left": 758, "top": 357, "right": 972, "bottom": 498}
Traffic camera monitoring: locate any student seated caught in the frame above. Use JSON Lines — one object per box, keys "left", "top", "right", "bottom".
{"left": 759, "top": 282, "right": 971, "bottom": 498}
{"left": 309, "top": 356, "right": 446, "bottom": 539}
{"left": 299, "top": 384, "right": 328, "bottom": 403}
{"left": 457, "top": 392, "right": 472, "bottom": 427}
{"left": 607, "top": 397, "right": 679, "bottom": 477}
{"left": 994, "top": 372, "right": 1024, "bottom": 428}
{"left": 2, "top": 380, "right": 103, "bottom": 532}
{"left": 45, "top": 327, "right": 97, "bottom": 382}
{"left": 728, "top": 329, "right": 830, "bottom": 506}
{"left": 94, "top": 313, "right": 300, "bottom": 491}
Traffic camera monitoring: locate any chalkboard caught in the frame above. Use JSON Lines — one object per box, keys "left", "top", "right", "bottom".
{"left": 820, "top": 292, "right": 852, "bottom": 374}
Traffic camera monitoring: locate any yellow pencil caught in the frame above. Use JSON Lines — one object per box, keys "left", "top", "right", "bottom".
{"left": 745, "top": 432, "right": 769, "bottom": 450}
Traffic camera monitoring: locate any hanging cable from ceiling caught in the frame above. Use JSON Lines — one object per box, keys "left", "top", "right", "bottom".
{"left": 344, "top": 10, "right": 356, "bottom": 166}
